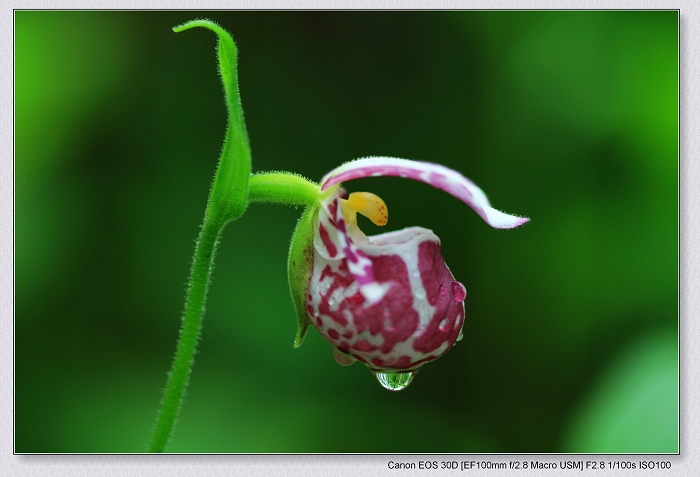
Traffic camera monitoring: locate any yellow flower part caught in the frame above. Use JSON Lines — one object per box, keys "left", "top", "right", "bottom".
{"left": 340, "top": 192, "right": 388, "bottom": 227}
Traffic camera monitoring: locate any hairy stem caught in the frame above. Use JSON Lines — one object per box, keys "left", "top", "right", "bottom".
{"left": 147, "top": 218, "right": 223, "bottom": 452}
{"left": 147, "top": 20, "right": 323, "bottom": 453}
{"left": 249, "top": 172, "right": 321, "bottom": 207}
{"left": 147, "top": 19, "right": 250, "bottom": 453}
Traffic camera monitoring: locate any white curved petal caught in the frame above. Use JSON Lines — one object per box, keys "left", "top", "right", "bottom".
{"left": 320, "top": 156, "right": 529, "bottom": 229}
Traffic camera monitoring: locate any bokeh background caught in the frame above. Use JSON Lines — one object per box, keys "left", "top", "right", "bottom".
{"left": 15, "top": 11, "right": 678, "bottom": 453}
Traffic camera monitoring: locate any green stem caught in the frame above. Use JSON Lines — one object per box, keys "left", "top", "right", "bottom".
{"left": 147, "top": 218, "right": 223, "bottom": 452}
{"left": 147, "top": 172, "right": 318, "bottom": 452}
{"left": 148, "top": 20, "right": 324, "bottom": 453}
{"left": 248, "top": 172, "right": 321, "bottom": 207}
{"left": 148, "top": 19, "right": 251, "bottom": 453}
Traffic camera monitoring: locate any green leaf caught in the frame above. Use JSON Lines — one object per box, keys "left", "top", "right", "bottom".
{"left": 173, "top": 19, "right": 251, "bottom": 224}
{"left": 563, "top": 329, "right": 678, "bottom": 453}
{"left": 288, "top": 205, "right": 318, "bottom": 347}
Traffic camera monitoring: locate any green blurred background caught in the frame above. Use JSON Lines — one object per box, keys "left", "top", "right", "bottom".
{"left": 15, "top": 11, "right": 678, "bottom": 453}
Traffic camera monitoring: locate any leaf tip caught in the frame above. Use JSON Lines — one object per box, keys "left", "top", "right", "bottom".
{"left": 172, "top": 18, "right": 221, "bottom": 34}
{"left": 293, "top": 324, "right": 309, "bottom": 348}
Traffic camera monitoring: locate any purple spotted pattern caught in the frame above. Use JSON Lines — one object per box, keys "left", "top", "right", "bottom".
{"left": 307, "top": 193, "right": 466, "bottom": 371}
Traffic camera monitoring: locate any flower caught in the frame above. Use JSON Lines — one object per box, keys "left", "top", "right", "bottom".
{"left": 289, "top": 157, "right": 528, "bottom": 388}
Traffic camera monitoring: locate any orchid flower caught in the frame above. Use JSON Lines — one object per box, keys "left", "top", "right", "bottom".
{"left": 149, "top": 19, "right": 529, "bottom": 452}
{"left": 288, "top": 157, "right": 529, "bottom": 390}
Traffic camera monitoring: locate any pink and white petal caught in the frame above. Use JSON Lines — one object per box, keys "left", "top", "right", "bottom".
{"left": 313, "top": 196, "right": 344, "bottom": 261}
{"left": 313, "top": 194, "right": 388, "bottom": 304}
{"left": 320, "top": 156, "right": 529, "bottom": 229}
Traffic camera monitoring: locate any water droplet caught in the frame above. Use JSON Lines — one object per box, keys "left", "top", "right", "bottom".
{"left": 328, "top": 296, "right": 335, "bottom": 305}
{"left": 415, "top": 288, "right": 426, "bottom": 300}
{"left": 456, "top": 331, "right": 464, "bottom": 342}
{"left": 373, "top": 370, "right": 417, "bottom": 391}
{"left": 439, "top": 283, "right": 448, "bottom": 296}
{"left": 439, "top": 318, "right": 450, "bottom": 331}
{"left": 451, "top": 281, "right": 467, "bottom": 302}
